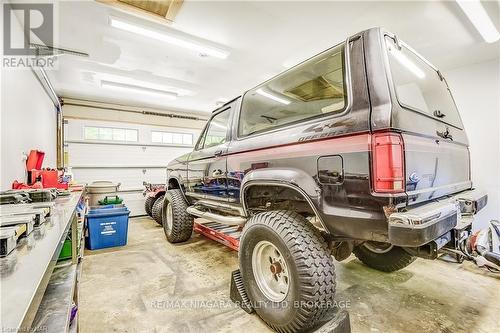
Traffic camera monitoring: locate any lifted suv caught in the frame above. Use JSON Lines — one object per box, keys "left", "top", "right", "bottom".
{"left": 162, "top": 27, "right": 487, "bottom": 332}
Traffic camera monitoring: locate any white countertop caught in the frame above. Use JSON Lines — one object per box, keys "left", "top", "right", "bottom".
{"left": 0, "top": 191, "right": 83, "bottom": 332}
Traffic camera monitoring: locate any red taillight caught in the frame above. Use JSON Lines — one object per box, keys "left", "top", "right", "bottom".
{"left": 371, "top": 132, "right": 405, "bottom": 193}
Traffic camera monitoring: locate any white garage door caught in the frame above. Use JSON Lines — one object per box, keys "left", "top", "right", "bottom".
{"left": 64, "top": 118, "right": 199, "bottom": 216}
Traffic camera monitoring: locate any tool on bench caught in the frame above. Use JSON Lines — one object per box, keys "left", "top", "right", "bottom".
{"left": 0, "top": 216, "right": 36, "bottom": 257}
{"left": 0, "top": 216, "right": 35, "bottom": 235}
{"left": 0, "top": 192, "right": 31, "bottom": 205}
{"left": 13, "top": 149, "right": 69, "bottom": 190}
{"left": 0, "top": 228, "right": 17, "bottom": 257}
{"left": 0, "top": 208, "right": 47, "bottom": 227}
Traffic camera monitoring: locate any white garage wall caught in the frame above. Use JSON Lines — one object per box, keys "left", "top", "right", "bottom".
{"left": 445, "top": 59, "right": 500, "bottom": 229}
{"left": 64, "top": 117, "right": 202, "bottom": 215}
{"left": 0, "top": 11, "right": 57, "bottom": 190}
{"left": 65, "top": 119, "right": 200, "bottom": 171}
{"left": 0, "top": 70, "right": 57, "bottom": 189}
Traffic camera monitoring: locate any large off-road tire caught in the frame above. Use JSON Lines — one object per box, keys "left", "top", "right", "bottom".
{"left": 239, "top": 210, "right": 336, "bottom": 333}
{"left": 162, "top": 189, "right": 193, "bottom": 243}
{"left": 353, "top": 241, "right": 416, "bottom": 272}
{"left": 151, "top": 194, "right": 164, "bottom": 225}
{"left": 144, "top": 195, "right": 156, "bottom": 217}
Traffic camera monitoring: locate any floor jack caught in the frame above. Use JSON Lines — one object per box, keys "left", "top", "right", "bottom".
{"left": 193, "top": 220, "right": 352, "bottom": 333}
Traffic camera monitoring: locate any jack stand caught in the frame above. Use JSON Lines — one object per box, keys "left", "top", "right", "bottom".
{"left": 229, "top": 269, "right": 351, "bottom": 332}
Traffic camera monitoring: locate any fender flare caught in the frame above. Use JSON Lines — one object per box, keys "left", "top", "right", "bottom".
{"left": 167, "top": 174, "right": 188, "bottom": 202}
{"left": 240, "top": 168, "right": 328, "bottom": 231}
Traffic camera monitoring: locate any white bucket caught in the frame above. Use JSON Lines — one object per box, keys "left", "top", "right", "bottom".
{"left": 87, "top": 181, "right": 121, "bottom": 206}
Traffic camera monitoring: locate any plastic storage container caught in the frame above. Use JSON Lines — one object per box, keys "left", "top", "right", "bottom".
{"left": 59, "top": 237, "right": 72, "bottom": 260}
{"left": 86, "top": 181, "right": 120, "bottom": 206}
{"left": 86, "top": 206, "right": 130, "bottom": 250}
{"left": 98, "top": 195, "right": 123, "bottom": 205}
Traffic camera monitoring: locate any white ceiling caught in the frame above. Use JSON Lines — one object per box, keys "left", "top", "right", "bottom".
{"left": 46, "top": 0, "right": 500, "bottom": 114}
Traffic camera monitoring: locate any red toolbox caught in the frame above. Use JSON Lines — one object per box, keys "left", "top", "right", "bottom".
{"left": 30, "top": 169, "right": 68, "bottom": 189}
{"left": 26, "top": 150, "right": 68, "bottom": 189}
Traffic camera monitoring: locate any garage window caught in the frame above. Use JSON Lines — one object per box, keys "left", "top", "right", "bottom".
{"left": 84, "top": 126, "right": 138, "bottom": 142}
{"left": 151, "top": 131, "right": 193, "bottom": 145}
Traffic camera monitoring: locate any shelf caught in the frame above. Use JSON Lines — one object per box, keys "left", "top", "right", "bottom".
{"left": 31, "top": 262, "right": 77, "bottom": 333}
{"left": 0, "top": 191, "right": 84, "bottom": 332}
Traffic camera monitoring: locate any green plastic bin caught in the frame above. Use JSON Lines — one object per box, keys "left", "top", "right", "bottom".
{"left": 98, "top": 196, "right": 123, "bottom": 205}
{"left": 59, "top": 238, "right": 72, "bottom": 260}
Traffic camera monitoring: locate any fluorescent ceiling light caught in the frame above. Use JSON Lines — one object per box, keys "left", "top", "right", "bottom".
{"left": 456, "top": 0, "right": 500, "bottom": 43}
{"left": 256, "top": 88, "right": 291, "bottom": 105}
{"left": 101, "top": 80, "right": 178, "bottom": 99}
{"left": 389, "top": 47, "right": 425, "bottom": 79}
{"left": 109, "top": 17, "right": 230, "bottom": 59}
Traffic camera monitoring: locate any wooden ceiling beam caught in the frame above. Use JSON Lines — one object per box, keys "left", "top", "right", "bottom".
{"left": 165, "top": 0, "right": 183, "bottom": 22}
{"left": 95, "top": 0, "right": 183, "bottom": 25}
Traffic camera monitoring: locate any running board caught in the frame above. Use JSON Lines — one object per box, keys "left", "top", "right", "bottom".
{"left": 187, "top": 206, "right": 246, "bottom": 226}
{"left": 193, "top": 221, "right": 241, "bottom": 251}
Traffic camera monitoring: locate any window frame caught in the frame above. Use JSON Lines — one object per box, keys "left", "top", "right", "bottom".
{"left": 195, "top": 107, "right": 232, "bottom": 151}
{"left": 383, "top": 34, "right": 464, "bottom": 130}
{"left": 236, "top": 41, "right": 350, "bottom": 140}
{"left": 83, "top": 126, "right": 138, "bottom": 142}
{"left": 150, "top": 130, "right": 194, "bottom": 146}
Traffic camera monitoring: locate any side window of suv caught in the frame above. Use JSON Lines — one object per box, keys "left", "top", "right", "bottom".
{"left": 197, "top": 109, "right": 230, "bottom": 149}
{"left": 238, "top": 43, "right": 346, "bottom": 137}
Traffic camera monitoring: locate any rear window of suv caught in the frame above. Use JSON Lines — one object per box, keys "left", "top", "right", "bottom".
{"left": 238, "top": 43, "right": 347, "bottom": 137}
{"left": 385, "top": 36, "right": 463, "bottom": 129}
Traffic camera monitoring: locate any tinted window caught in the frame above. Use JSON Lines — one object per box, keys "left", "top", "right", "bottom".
{"left": 239, "top": 44, "right": 346, "bottom": 137}
{"left": 385, "top": 37, "right": 463, "bottom": 129}
{"left": 200, "top": 109, "right": 230, "bottom": 149}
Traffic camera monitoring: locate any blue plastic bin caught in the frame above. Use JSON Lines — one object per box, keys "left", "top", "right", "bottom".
{"left": 86, "top": 207, "right": 130, "bottom": 250}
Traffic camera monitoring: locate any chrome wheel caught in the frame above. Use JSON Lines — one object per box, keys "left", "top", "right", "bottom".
{"left": 251, "top": 240, "right": 290, "bottom": 302}
{"left": 364, "top": 241, "right": 393, "bottom": 254}
{"left": 165, "top": 202, "right": 173, "bottom": 231}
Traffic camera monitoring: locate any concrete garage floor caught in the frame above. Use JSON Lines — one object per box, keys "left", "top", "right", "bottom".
{"left": 80, "top": 217, "right": 500, "bottom": 333}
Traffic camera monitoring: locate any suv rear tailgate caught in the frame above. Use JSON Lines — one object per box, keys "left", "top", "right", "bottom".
{"left": 403, "top": 133, "right": 471, "bottom": 205}
{"left": 382, "top": 34, "right": 472, "bottom": 205}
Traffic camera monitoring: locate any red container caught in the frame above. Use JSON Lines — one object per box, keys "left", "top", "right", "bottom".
{"left": 30, "top": 169, "right": 68, "bottom": 189}
{"left": 24, "top": 149, "right": 68, "bottom": 189}
{"left": 26, "top": 150, "right": 45, "bottom": 170}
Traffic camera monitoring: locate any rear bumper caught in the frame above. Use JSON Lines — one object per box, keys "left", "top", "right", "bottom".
{"left": 388, "top": 189, "right": 487, "bottom": 247}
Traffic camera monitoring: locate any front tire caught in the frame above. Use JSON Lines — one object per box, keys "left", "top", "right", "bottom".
{"left": 353, "top": 241, "right": 415, "bottom": 272}
{"left": 162, "top": 189, "right": 193, "bottom": 243}
{"left": 239, "top": 211, "right": 336, "bottom": 333}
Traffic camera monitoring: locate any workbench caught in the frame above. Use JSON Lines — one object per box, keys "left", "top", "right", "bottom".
{"left": 0, "top": 191, "right": 85, "bottom": 333}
